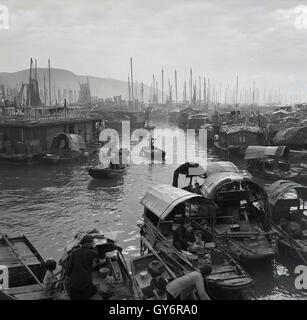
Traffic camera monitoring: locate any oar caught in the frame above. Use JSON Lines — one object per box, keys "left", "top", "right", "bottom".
{"left": 144, "top": 222, "right": 194, "bottom": 268}
{"left": 0, "top": 233, "right": 46, "bottom": 291}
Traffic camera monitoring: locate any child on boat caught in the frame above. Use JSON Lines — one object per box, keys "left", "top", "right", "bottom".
{"left": 43, "top": 259, "right": 58, "bottom": 294}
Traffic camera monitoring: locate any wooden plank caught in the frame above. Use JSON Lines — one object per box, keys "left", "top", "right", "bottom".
{"left": 13, "top": 291, "right": 50, "bottom": 300}
{"left": 6, "top": 284, "right": 43, "bottom": 295}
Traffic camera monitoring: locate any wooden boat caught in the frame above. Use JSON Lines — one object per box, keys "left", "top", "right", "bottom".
{"left": 200, "top": 172, "right": 278, "bottom": 265}
{"left": 88, "top": 165, "right": 126, "bottom": 179}
{"left": 141, "top": 146, "right": 166, "bottom": 162}
{"left": 139, "top": 185, "right": 254, "bottom": 297}
{"left": 130, "top": 248, "right": 179, "bottom": 300}
{"left": 272, "top": 126, "right": 307, "bottom": 150}
{"left": 187, "top": 113, "right": 209, "bottom": 132}
{"left": 59, "top": 230, "right": 137, "bottom": 300}
{"left": 0, "top": 234, "right": 50, "bottom": 300}
{"left": 0, "top": 153, "right": 42, "bottom": 166}
{"left": 245, "top": 146, "right": 307, "bottom": 183}
{"left": 213, "top": 125, "right": 265, "bottom": 159}
{"left": 41, "top": 133, "right": 89, "bottom": 164}
{"left": 268, "top": 180, "right": 307, "bottom": 263}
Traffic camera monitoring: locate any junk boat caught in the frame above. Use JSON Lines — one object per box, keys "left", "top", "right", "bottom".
{"left": 138, "top": 184, "right": 254, "bottom": 298}
{"left": 245, "top": 146, "right": 307, "bottom": 184}
{"left": 213, "top": 125, "right": 265, "bottom": 159}
{"left": 58, "top": 229, "right": 137, "bottom": 300}
{"left": 268, "top": 180, "right": 307, "bottom": 262}
{"left": 42, "top": 133, "right": 89, "bottom": 164}
{"left": 0, "top": 234, "right": 50, "bottom": 300}
{"left": 172, "top": 162, "right": 277, "bottom": 266}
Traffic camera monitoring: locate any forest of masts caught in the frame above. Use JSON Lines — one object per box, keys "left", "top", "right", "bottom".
{"left": 1, "top": 57, "right": 306, "bottom": 107}
{"left": 127, "top": 58, "right": 304, "bottom": 106}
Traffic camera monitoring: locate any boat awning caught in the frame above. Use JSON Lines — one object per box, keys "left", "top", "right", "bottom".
{"left": 140, "top": 184, "right": 205, "bottom": 220}
{"left": 220, "top": 125, "right": 262, "bottom": 135}
{"left": 200, "top": 172, "right": 252, "bottom": 198}
{"left": 268, "top": 180, "right": 307, "bottom": 207}
{"left": 50, "top": 133, "right": 87, "bottom": 153}
{"left": 205, "top": 161, "right": 240, "bottom": 176}
{"left": 244, "top": 146, "right": 287, "bottom": 160}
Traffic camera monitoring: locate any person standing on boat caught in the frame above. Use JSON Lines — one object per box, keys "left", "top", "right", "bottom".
{"left": 66, "top": 235, "right": 99, "bottom": 300}
{"left": 165, "top": 262, "right": 212, "bottom": 300}
{"left": 173, "top": 217, "right": 195, "bottom": 251}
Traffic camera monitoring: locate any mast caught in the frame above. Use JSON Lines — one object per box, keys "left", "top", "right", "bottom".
{"left": 35, "top": 59, "right": 37, "bottom": 82}
{"left": 43, "top": 73, "right": 46, "bottom": 106}
{"left": 156, "top": 80, "right": 158, "bottom": 104}
{"left": 162, "top": 68, "right": 164, "bottom": 104}
{"left": 128, "top": 74, "right": 131, "bottom": 102}
{"left": 253, "top": 80, "right": 255, "bottom": 105}
{"left": 203, "top": 77, "right": 206, "bottom": 105}
{"left": 48, "top": 58, "right": 51, "bottom": 106}
{"left": 175, "top": 70, "right": 178, "bottom": 105}
{"left": 235, "top": 76, "right": 239, "bottom": 107}
{"left": 190, "top": 68, "right": 192, "bottom": 104}
{"left": 130, "top": 57, "right": 134, "bottom": 106}
{"left": 199, "top": 76, "right": 201, "bottom": 104}
{"left": 141, "top": 82, "right": 144, "bottom": 102}
{"left": 153, "top": 74, "right": 155, "bottom": 103}
{"left": 28, "top": 57, "right": 33, "bottom": 108}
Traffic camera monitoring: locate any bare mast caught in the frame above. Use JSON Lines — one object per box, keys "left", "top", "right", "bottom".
{"left": 162, "top": 68, "right": 164, "bottom": 104}
{"left": 130, "top": 57, "right": 134, "bottom": 109}
{"left": 175, "top": 70, "right": 178, "bottom": 105}
{"left": 48, "top": 58, "right": 52, "bottom": 106}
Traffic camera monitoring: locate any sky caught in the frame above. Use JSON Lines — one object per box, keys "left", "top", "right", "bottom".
{"left": 1, "top": 0, "right": 307, "bottom": 102}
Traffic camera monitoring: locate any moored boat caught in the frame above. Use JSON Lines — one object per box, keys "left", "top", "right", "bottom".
{"left": 200, "top": 172, "right": 278, "bottom": 265}
{"left": 0, "top": 234, "right": 50, "bottom": 300}
{"left": 88, "top": 166, "right": 126, "bottom": 179}
{"left": 138, "top": 184, "right": 254, "bottom": 298}
{"left": 213, "top": 125, "right": 265, "bottom": 159}
{"left": 41, "top": 133, "right": 89, "bottom": 164}
{"left": 245, "top": 146, "right": 307, "bottom": 183}
{"left": 268, "top": 180, "right": 307, "bottom": 263}
{"left": 58, "top": 229, "right": 137, "bottom": 300}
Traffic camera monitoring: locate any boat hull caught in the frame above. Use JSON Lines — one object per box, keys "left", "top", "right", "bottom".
{"left": 88, "top": 167, "right": 126, "bottom": 179}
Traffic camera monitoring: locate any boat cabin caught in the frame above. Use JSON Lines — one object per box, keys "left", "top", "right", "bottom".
{"left": 140, "top": 184, "right": 215, "bottom": 248}
{"left": 200, "top": 172, "right": 277, "bottom": 264}
{"left": 47, "top": 133, "right": 88, "bottom": 159}
{"left": 200, "top": 172, "right": 271, "bottom": 235}
{"left": 268, "top": 180, "right": 307, "bottom": 239}
{"left": 245, "top": 146, "right": 290, "bottom": 173}
{"left": 218, "top": 125, "right": 264, "bottom": 150}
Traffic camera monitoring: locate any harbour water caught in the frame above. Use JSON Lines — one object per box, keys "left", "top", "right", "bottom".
{"left": 0, "top": 125, "right": 306, "bottom": 300}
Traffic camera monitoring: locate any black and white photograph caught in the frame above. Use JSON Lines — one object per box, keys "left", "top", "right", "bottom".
{"left": 0, "top": 0, "right": 307, "bottom": 307}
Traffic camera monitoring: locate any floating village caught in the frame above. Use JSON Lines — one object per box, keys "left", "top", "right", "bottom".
{"left": 1, "top": 58, "right": 307, "bottom": 301}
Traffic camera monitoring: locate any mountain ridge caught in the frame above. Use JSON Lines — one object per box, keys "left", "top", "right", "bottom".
{"left": 0, "top": 68, "right": 151, "bottom": 101}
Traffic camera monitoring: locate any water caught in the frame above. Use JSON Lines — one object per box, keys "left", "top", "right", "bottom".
{"left": 0, "top": 124, "right": 306, "bottom": 300}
